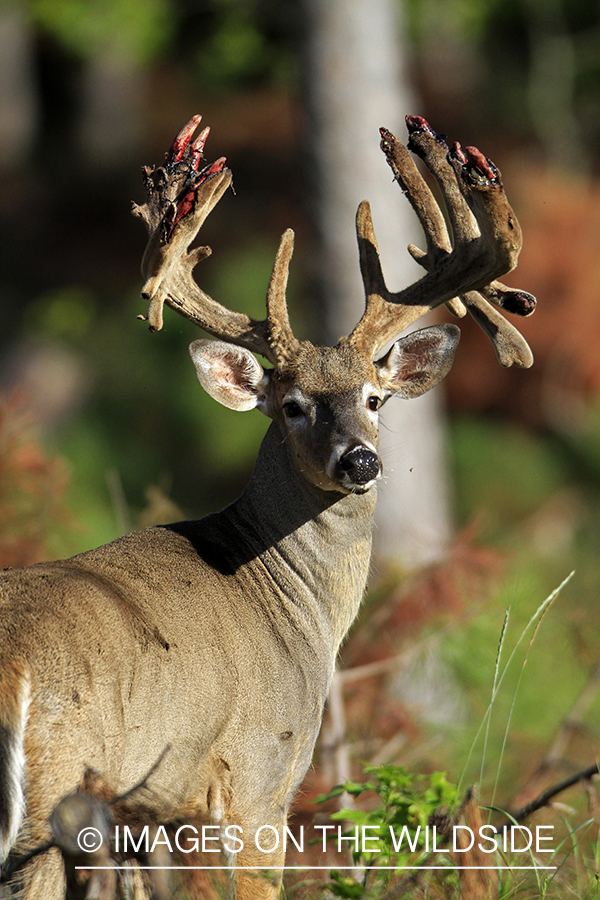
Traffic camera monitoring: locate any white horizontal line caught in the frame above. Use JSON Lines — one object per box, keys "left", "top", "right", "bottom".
{"left": 75, "top": 865, "right": 558, "bottom": 871}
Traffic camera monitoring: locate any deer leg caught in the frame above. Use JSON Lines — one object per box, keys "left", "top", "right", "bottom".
{"left": 12, "top": 846, "right": 66, "bottom": 900}
{"left": 231, "top": 843, "right": 286, "bottom": 900}
{"left": 220, "top": 816, "right": 287, "bottom": 900}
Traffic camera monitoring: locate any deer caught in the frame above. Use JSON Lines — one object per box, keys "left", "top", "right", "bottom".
{"left": 0, "top": 113, "right": 535, "bottom": 899}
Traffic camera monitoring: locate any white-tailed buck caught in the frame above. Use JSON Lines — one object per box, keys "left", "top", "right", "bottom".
{"left": 0, "top": 114, "right": 535, "bottom": 898}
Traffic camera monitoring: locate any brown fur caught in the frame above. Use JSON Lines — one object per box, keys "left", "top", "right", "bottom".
{"left": 0, "top": 329, "right": 457, "bottom": 899}
{"left": 0, "top": 110, "right": 530, "bottom": 899}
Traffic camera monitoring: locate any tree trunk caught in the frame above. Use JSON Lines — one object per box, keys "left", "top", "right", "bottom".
{"left": 77, "top": 47, "right": 146, "bottom": 169}
{"left": 0, "top": 5, "right": 38, "bottom": 168}
{"left": 303, "top": 0, "right": 453, "bottom": 568}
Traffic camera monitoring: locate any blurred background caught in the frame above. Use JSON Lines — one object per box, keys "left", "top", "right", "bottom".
{"left": 2, "top": 0, "right": 600, "bottom": 892}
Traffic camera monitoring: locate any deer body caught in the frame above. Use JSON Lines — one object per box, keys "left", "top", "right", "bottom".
{"left": 0, "top": 115, "right": 535, "bottom": 898}
{"left": 1, "top": 430, "right": 369, "bottom": 790}
{"left": 2, "top": 425, "right": 376, "bottom": 896}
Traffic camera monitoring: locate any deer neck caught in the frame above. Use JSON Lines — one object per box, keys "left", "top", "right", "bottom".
{"left": 228, "top": 422, "right": 376, "bottom": 649}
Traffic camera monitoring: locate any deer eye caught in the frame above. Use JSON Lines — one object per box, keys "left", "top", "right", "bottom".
{"left": 283, "top": 400, "right": 303, "bottom": 418}
{"left": 367, "top": 396, "right": 381, "bottom": 412}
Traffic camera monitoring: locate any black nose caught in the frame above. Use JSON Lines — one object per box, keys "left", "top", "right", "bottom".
{"left": 338, "top": 446, "right": 381, "bottom": 485}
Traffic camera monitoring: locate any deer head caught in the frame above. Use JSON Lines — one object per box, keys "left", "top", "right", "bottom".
{"left": 132, "top": 114, "right": 535, "bottom": 496}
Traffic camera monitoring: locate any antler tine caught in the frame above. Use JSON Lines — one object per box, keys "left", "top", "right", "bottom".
{"left": 347, "top": 127, "right": 465, "bottom": 355}
{"left": 265, "top": 229, "right": 300, "bottom": 367}
{"left": 349, "top": 200, "right": 413, "bottom": 348}
{"left": 133, "top": 115, "right": 298, "bottom": 367}
{"left": 406, "top": 247, "right": 535, "bottom": 368}
{"left": 347, "top": 117, "right": 536, "bottom": 367}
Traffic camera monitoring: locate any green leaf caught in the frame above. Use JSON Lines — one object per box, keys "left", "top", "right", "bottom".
{"left": 326, "top": 871, "right": 364, "bottom": 899}
{"left": 330, "top": 809, "right": 370, "bottom": 825}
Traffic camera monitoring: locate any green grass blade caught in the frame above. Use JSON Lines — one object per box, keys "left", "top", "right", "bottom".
{"left": 459, "top": 571, "right": 575, "bottom": 794}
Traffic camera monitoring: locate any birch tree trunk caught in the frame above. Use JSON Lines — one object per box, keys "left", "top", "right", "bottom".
{"left": 77, "top": 48, "right": 145, "bottom": 169}
{"left": 0, "top": 4, "right": 38, "bottom": 168}
{"left": 303, "top": 0, "right": 453, "bottom": 567}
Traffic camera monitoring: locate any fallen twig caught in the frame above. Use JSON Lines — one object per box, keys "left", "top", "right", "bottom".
{"left": 502, "top": 761, "right": 600, "bottom": 827}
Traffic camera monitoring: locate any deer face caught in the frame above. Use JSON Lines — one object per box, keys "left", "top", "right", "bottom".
{"left": 190, "top": 323, "right": 459, "bottom": 495}
{"left": 267, "top": 343, "right": 383, "bottom": 494}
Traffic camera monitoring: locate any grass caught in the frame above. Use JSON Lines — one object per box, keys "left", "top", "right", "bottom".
{"left": 302, "top": 575, "right": 594, "bottom": 900}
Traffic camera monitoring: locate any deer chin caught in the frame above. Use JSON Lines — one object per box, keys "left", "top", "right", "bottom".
{"left": 340, "top": 474, "right": 380, "bottom": 495}
{"left": 328, "top": 464, "right": 381, "bottom": 495}
{"left": 304, "top": 470, "right": 379, "bottom": 496}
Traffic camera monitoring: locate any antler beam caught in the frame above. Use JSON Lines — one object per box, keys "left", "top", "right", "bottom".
{"left": 134, "top": 114, "right": 535, "bottom": 371}
{"left": 132, "top": 115, "right": 299, "bottom": 367}
{"left": 347, "top": 116, "right": 535, "bottom": 367}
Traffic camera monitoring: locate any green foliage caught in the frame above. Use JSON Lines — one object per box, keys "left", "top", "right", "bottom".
{"left": 28, "top": 0, "right": 173, "bottom": 63}
{"left": 26, "top": 0, "right": 296, "bottom": 89}
{"left": 326, "top": 870, "right": 365, "bottom": 899}
{"left": 307, "top": 572, "right": 600, "bottom": 899}
{"left": 194, "top": 6, "right": 272, "bottom": 89}
{"left": 27, "top": 244, "right": 277, "bottom": 551}
{"left": 28, "top": 286, "right": 96, "bottom": 341}
{"left": 447, "top": 410, "right": 600, "bottom": 774}
{"left": 316, "top": 766, "right": 459, "bottom": 894}
{"left": 404, "top": 0, "right": 500, "bottom": 46}
{"left": 189, "top": 0, "right": 298, "bottom": 89}
{"left": 450, "top": 416, "right": 568, "bottom": 540}
{"left": 403, "top": 0, "right": 600, "bottom": 165}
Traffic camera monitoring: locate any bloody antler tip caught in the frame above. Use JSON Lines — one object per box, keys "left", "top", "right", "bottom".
{"left": 177, "top": 114, "right": 203, "bottom": 138}
{"left": 405, "top": 114, "right": 431, "bottom": 133}
{"left": 379, "top": 127, "right": 397, "bottom": 155}
{"left": 464, "top": 146, "right": 498, "bottom": 182}
{"left": 190, "top": 126, "right": 211, "bottom": 172}
{"left": 450, "top": 141, "right": 468, "bottom": 166}
{"left": 449, "top": 142, "right": 500, "bottom": 186}
{"left": 168, "top": 114, "right": 204, "bottom": 165}
{"left": 405, "top": 115, "right": 448, "bottom": 154}
{"left": 203, "top": 157, "right": 227, "bottom": 177}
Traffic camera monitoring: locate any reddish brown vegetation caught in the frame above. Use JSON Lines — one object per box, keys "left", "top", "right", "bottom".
{"left": 447, "top": 163, "right": 600, "bottom": 428}
{"left": 0, "top": 392, "right": 71, "bottom": 568}
{"left": 357, "top": 540, "right": 502, "bottom": 660}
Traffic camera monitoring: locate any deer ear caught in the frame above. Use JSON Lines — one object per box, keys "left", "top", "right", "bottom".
{"left": 189, "top": 340, "right": 270, "bottom": 412}
{"left": 376, "top": 324, "right": 460, "bottom": 400}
